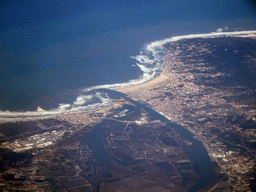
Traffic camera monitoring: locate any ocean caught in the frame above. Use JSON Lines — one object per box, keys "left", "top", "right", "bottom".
{"left": 0, "top": 0, "right": 256, "bottom": 114}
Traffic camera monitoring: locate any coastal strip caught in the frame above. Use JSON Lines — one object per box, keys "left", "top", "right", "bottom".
{"left": 116, "top": 73, "right": 169, "bottom": 94}
{"left": 1, "top": 30, "right": 256, "bottom": 120}
{"left": 118, "top": 30, "right": 256, "bottom": 94}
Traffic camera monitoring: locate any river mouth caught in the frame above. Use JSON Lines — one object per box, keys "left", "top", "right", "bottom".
{"left": 0, "top": 88, "right": 222, "bottom": 191}
{"left": 83, "top": 89, "right": 218, "bottom": 192}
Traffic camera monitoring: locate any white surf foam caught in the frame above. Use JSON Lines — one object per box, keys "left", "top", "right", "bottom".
{"left": 84, "top": 42, "right": 164, "bottom": 92}
{"left": 146, "top": 30, "right": 256, "bottom": 51}
{"left": 84, "top": 30, "right": 256, "bottom": 93}
{"left": 0, "top": 92, "right": 113, "bottom": 120}
{"left": 1, "top": 30, "right": 256, "bottom": 120}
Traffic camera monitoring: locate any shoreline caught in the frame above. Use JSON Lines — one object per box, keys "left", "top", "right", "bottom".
{"left": 116, "top": 73, "right": 169, "bottom": 94}
{"left": 1, "top": 30, "right": 256, "bottom": 120}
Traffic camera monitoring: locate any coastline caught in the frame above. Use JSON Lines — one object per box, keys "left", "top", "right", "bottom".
{"left": 1, "top": 30, "right": 256, "bottom": 120}
{"left": 116, "top": 73, "right": 169, "bottom": 94}
{"left": 1, "top": 30, "right": 256, "bottom": 191}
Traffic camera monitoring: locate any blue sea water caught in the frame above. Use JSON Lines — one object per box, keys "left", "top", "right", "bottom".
{"left": 0, "top": 0, "right": 256, "bottom": 111}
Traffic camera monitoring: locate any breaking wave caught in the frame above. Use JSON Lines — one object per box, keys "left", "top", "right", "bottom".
{"left": 1, "top": 30, "right": 256, "bottom": 120}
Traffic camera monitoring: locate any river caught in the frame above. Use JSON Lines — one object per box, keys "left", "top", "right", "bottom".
{"left": 85, "top": 89, "right": 217, "bottom": 191}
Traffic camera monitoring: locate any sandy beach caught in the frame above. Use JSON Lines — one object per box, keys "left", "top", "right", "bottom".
{"left": 116, "top": 73, "right": 169, "bottom": 94}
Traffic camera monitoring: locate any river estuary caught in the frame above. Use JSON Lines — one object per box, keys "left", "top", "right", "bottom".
{"left": 85, "top": 89, "right": 217, "bottom": 191}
